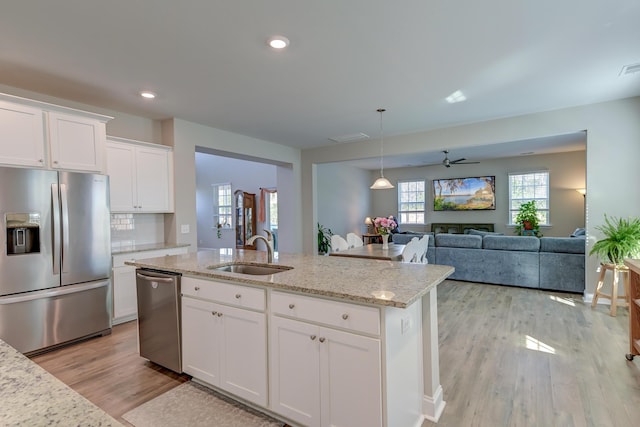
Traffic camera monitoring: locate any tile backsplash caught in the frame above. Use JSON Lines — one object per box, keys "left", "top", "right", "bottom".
{"left": 110, "top": 213, "right": 165, "bottom": 248}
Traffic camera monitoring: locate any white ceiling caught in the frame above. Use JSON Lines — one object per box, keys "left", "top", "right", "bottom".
{"left": 0, "top": 1, "right": 637, "bottom": 165}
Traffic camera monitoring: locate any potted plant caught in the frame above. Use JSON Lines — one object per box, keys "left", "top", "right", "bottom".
{"left": 589, "top": 215, "right": 640, "bottom": 265}
{"left": 514, "top": 200, "right": 541, "bottom": 236}
{"left": 317, "top": 223, "right": 333, "bottom": 255}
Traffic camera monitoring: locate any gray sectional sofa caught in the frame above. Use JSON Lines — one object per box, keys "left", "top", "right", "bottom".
{"left": 394, "top": 232, "right": 585, "bottom": 293}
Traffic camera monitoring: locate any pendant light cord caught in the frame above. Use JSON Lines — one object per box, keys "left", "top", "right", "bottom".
{"left": 378, "top": 108, "right": 386, "bottom": 177}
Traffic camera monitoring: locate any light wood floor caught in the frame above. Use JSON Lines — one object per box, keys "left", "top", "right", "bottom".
{"left": 31, "top": 320, "right": 189, "bottom": 425}
{"left": 31, "top": 281, "right": 640, "bottom": 427}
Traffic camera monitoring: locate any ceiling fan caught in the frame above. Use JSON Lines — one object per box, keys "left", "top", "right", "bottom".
{"left": 441, "top": 150, "right": 480, "bottom": 168}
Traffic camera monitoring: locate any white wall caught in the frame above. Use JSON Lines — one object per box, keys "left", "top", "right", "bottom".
{"left": 303, "top": 97, "right": 640, "bottom": 297}
{"left": 195, "top": 152, "right": 277, "bottom": 249}
{"left": 163, "top": 118, "right": 302, "bottom": 253}
{"left": 316, "top": 163, "right": 371, "bottom": 239}
{"left": 361, "top": 150, "right": 586, "bottom": 237}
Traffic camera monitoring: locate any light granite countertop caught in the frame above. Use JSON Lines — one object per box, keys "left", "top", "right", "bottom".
{"left": 127, "top": 249, "right": 454, "bottom": 308}
{"left": 111, "top": 242, "right": 190, "bottom": 255}
{"left": 0, "top": 338, "right": 122, "bottom": 426}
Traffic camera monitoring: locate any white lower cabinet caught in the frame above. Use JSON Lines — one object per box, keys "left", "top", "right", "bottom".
{"left": 269, "top": 295, "right": 383, "bottom": 427}
{"left": 111, "top": 246, "right": 188, "bottom": 324}
{"left": 181, "top": 278, "right": 267, "bottom": 407}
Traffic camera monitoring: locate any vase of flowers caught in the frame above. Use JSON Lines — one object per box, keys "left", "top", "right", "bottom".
{"left": 374, "top": 216, "right": 397, "bottom": 249}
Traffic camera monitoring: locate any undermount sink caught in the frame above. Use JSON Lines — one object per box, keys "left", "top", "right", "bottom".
{"left": 210, "top": 263, "right": 293, "bottom": 275}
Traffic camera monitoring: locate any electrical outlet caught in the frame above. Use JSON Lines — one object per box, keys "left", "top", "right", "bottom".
{"left": 181, "top": 224, "right": 190, "bottom": 234}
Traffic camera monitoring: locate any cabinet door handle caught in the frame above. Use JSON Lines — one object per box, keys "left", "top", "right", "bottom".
{"left": 217, "top": 312, "right": 223, "bottom": 317}
{"left": 342, "top": 313, "right": 349, "bottom": 320}
{"left": 235, "top": 293, "right": 242, "bottom": 299}
{"left": 288, "top": 304, "right": 295, "bottom": 309}
{"left": 211, "top": 311, "right": 217, "bottom": 316}
{"left": 195, "top": 286, "right": 200, "bottom": 291}
{"left": 310, "top": 335, "right": 317, "bottom": 340}
{"left": 319, "top": 337, "right": 326, "bottom": 343}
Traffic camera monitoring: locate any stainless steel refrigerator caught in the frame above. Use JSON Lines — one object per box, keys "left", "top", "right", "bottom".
{"left": 0, "top": 166, "right": 112, "bottom": 355}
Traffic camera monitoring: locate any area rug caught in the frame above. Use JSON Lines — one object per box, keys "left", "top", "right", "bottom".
{"left": 122, "top": 381, "right": 285, "bottom": 427}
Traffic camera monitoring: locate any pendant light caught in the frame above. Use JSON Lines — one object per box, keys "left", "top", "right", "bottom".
{"left": 370, "top": 108, "right": 394, "bottom": 190}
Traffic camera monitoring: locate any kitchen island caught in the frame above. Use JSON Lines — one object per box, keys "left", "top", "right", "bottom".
{"left": 0, "top": 338, "right": 122, "bottom": 426}
{"left": 128, "top": 249, "right": 454, "bottom": 426}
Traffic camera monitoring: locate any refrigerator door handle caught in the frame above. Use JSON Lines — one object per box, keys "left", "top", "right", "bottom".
{"left": 60, "top": 183, "right": 70, "bottom": 274}
{"left": 51, "top": 183, "right": 61, "bottom": 275}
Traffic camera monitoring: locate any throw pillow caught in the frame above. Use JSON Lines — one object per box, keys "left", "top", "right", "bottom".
{"left": 570, "top": 228, "right": 586, "bottom": 237}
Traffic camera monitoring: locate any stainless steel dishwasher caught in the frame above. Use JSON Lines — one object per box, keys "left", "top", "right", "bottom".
{"left": 136, "top": 268, "right": 182, "bottom": 373}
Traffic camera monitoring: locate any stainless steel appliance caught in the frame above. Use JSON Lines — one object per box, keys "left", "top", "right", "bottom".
{"left": 0, "top": 167, "right": 111, "bottom": 355}
{"left": 136, "top": 268, "right": 182, "bottom": 373}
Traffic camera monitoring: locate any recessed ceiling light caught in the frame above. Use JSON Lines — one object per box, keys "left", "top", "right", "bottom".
{"left": 445, "top": 90, "right": 466, "bottom": 104}
{"left": 140, "top": 91, "right": 156, "bottom": 99}
{"left": 268, "top": 36, "right": 290, "bottom": 49}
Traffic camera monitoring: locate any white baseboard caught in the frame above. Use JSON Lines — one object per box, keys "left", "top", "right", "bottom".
{"left": 423, "top": 385, "right": 446, "bottom": 422}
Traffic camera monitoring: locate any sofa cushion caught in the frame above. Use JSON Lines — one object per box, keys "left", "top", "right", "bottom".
{"left": 482, "top": 235, "right": 540, "bottom": 252}
{"left": 539, "top": 237, "right": 585, "bottom": 254}
{"left": 467, "top": 229, "right": 504, "bottom": 236}
{"left": 392, "top": 232, "right": 434, "bottom": 246}
{"left": 435, "top": 233, "right": 482, "bottom": 249}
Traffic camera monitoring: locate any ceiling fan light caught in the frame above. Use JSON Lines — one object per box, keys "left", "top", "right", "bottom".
{"left": 370, "top": 176, "right": 394, "bottom": 189}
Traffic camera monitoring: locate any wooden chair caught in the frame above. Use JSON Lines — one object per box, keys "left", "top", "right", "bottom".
{"left": 330, "top": 235, "right": 349, "bottom": 252}
{"left": 346, "top": 233, "right": 364, "bottom": 248}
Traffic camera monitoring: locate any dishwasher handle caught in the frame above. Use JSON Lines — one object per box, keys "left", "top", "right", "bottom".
{"left": 136, "top": 272, "right": 176, "bottom": 283}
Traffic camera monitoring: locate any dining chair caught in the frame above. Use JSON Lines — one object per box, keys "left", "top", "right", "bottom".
{"left": 346, "top": 233, "right": 364, "bottom": 248}
{"left": 401, "top": 237, "right": 422, "bottom": 263}
{"left": 416, "top": 234, "right": 430, "bottom": 263}
{"left": 330, "top": 235, "right": 350, "bottom": 252}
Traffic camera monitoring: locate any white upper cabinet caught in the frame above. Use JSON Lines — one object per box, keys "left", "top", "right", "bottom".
{"left": 0, "top": 93, "right": 111, "bottom": 171}
{"left": 0, "top": 100, "right": 46, "bottom": 167}
{"left": 47, "top": 111, "right": 106, "bottom": 172}
{"left": 106, "top": 136, "right": 174, "bottom": 213}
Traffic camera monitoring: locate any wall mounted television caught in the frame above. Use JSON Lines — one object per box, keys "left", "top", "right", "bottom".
{"left": 433, "top": 176, "right": 496, "bottom": 211}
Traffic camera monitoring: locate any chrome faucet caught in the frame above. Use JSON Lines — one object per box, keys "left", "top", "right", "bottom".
{"left": 247, "top": 230, "right": 274, "bottom": 263}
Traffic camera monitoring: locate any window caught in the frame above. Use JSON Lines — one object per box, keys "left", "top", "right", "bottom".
{"left": 397, "top": 180, "right": 425, "bottom": 224}
{"left": 212, "top": 183, "right": 232, "bottom": 228}
{"left": 508, "top": 172, "right": 549, "bottom": 225}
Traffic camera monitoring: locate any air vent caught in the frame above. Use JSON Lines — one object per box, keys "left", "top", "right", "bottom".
{"left": 328, "top": 133, "right": 370, "bottom": 143}
{"left": 620, "top": 63, "right": 640, "bottom": 76}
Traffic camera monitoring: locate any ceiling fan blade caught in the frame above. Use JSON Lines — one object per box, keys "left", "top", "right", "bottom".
{"left": 455, "top": 161, "right": 480, "bottom": 165}
{"left": 450, "top": 157, "right": 467, "bottom": 163}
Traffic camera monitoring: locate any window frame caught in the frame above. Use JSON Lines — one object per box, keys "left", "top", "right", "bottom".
{"left": 508, "top": 171, "right": 550, "bottom": 226}
{"left": 212, "top": 182, "right": 232, "bottom": 229}
{"left": 397, "top": 179, "right": 426, "bottom": 225}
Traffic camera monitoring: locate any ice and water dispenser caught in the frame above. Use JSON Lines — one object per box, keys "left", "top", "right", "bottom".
{"left": 6, "top": 213, "right": 40, "bottom": 255}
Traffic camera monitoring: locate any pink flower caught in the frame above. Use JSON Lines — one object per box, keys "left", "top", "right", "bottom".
{"left": 374, "top": 216, "right": 397, "bottom": 235}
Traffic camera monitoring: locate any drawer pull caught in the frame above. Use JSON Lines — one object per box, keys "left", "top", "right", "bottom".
{"left": 342, "top": 313, "right": 349, "bottom": 320}
{"left": 310, "top": 335, "right": 317, "bottom": 341}
{"left": 195, "top": 286, "right": 200, "bottom": 291}
{"left": 319, "top": 337, "right": 326, "bottom": 343}
{"left": 217, "top": 312, "right": 223, "bottom": 317}
{"left": 288, "top": 303, "right": 295, "bottom": 309}
{"left": 235, "top": 293, "right": 242, "bottom": 299}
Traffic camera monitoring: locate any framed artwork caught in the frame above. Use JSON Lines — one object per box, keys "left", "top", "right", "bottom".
{"left": 433, "top": 176, "right": 496, "bottom": 211}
